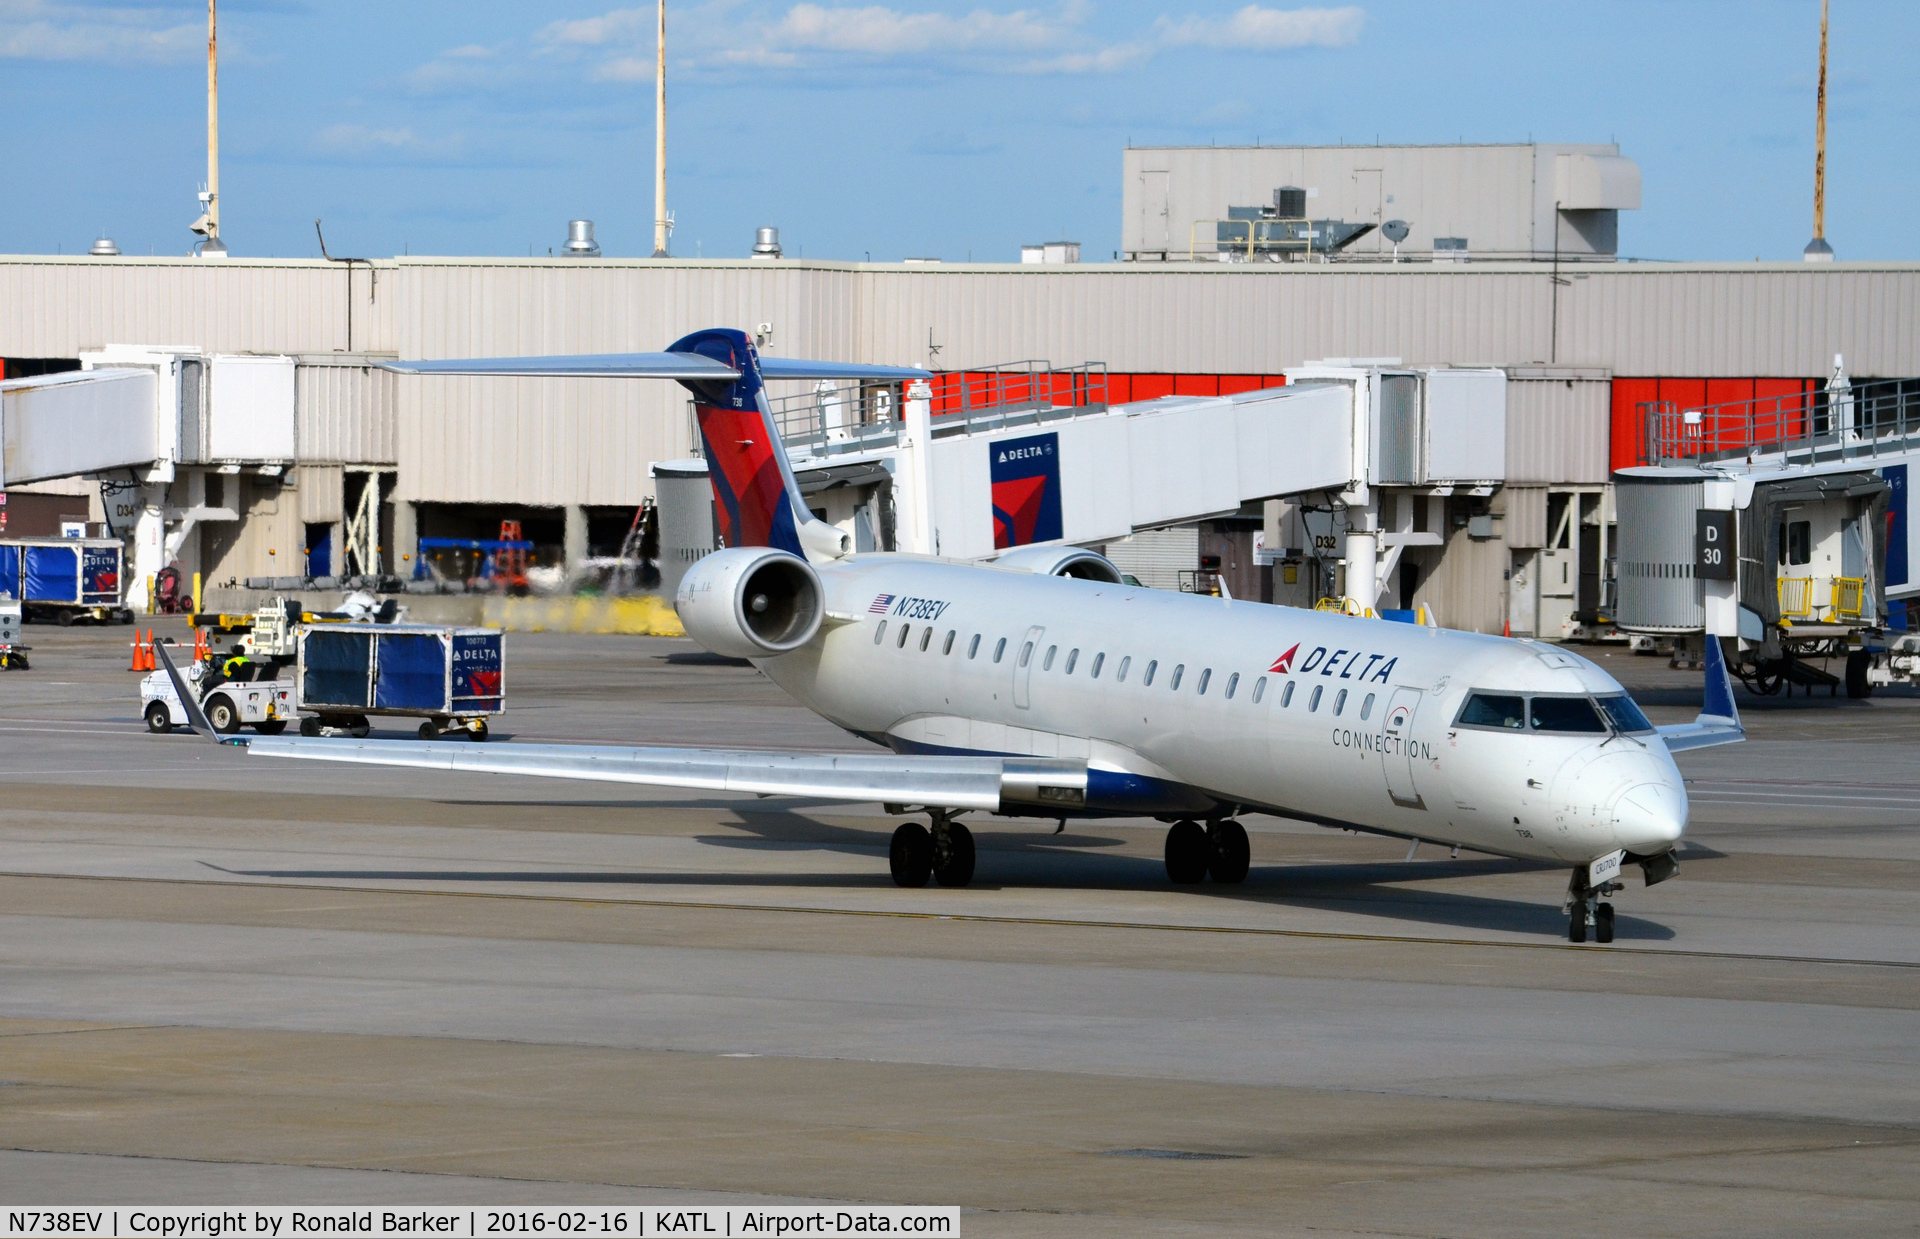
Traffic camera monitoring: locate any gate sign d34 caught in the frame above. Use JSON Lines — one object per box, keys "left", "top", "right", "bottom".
{"left": 1696, "top": 510, "right": 1735, "bottom": 580}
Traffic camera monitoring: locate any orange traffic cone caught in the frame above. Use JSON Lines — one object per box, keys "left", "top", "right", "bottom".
{"left": 129, "top": 630, "right": 148, "bottom": 672}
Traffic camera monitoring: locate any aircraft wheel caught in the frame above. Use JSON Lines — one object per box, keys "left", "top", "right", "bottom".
{"left": 1165, "top": 819, "right": 1208, "bottom": 884}
{"left": 144, "top": 702, "right": 174, "bottom": 734}
{"left": 1568, "top": 906, "right": 1588, "bottom": 944}
{"left": 1595, "top": 902, "right": 1616, "bottom": 944}
{"left": 299, "top": 716, "right": 322, "bottom": 737}
{"left": 205, "top": 695, "right": 242, "bottom": 735}
{"left": 1207, "top": 820, "right": 1251, "bottom": 884}
{"left": 1846, "top": 650, "right": 1873, "bottom": 699}
{"left": 934, "top": 822, "right": 976, "bottom": 888}
{"left": 253, "top": 719, "right": 287, "bottom": 736}
{"left": 889, "top": 823, "right": 933, "bottom": 888}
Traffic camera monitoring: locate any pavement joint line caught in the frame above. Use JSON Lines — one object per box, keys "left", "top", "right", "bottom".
{"left": 4, "top": 869, "right": 1919, "bottom": 971}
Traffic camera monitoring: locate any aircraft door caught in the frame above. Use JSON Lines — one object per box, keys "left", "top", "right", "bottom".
{"left": 1380, "top": 686, "right": 1426, "bottom": 809}
{"left": 1013, "top": 625, "right": 1044, "bottom": 709}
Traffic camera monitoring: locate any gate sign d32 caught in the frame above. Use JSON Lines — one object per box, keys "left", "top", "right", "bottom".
{"left": 1696, "top": 510, "right": 1735, "bottom": 580}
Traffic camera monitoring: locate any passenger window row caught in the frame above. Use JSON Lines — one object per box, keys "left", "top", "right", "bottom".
{"left": 868, "top": 619, "right": 1377, "bottom": 720}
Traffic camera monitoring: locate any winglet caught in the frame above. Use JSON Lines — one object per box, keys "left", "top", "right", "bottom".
{"left": 1699, "top": 635, "right": 1741, "bottom": 730}
{"left": 154, "top": 639, "right": 239, "bottom": 745}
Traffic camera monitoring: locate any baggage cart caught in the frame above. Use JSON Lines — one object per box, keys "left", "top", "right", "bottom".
{"left": 0, "top": 538, "right": 131, "bottom": 625}
{"left": 295, "top": 623, "right": 504, "bottom": 740}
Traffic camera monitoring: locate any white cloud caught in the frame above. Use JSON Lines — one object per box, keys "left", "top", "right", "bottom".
{"left": 539, "top": 8, "right": 652, "bottom": 48}
{"left": 769, "top": 2, "right": 1067, "bottom": 54}
{"left": 1157, "top": 4, "right": 1364, "bottom": 50}
{"left": 0, "top": 1, "right": 204, "bottom": 63}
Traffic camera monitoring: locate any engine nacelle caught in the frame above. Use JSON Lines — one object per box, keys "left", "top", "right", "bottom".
{"left": 990, "top": 545, "right": 1125, "bottom": 583}
{"left": 675, "top": 547, "right": 825, "bottom": 659}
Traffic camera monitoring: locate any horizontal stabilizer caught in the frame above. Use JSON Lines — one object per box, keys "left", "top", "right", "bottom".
{"left": 1657, "top": 636, "right": 1744, "bottom": 752}
{"left": 756, "top": 359, "right": 932, "bottom": 382}
{"left": 378, "top": 353, "right": 741, "bottom": 379}
{"left": 248, "top": 735, "right": 1085, "bottom": 813}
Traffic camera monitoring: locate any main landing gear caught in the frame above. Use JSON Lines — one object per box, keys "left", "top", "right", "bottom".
{"left": 1164, "top": 819, "right": 1249, "bottom": 885}
{"left": 1566, "top": 870, "right": 1620, "bottom": 944}
{"left": 889, "top": 810, "right": 976, "bottom": 888}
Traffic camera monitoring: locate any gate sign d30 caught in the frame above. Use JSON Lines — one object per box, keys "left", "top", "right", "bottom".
{"left": 1696, "top": 510, "right": 1735, "bottom": 581}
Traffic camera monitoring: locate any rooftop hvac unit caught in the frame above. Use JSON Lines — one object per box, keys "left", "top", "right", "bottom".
{"left": 1273, "top": 186, "right": 1306, "bottom": 218}
{"left": 562, "top": 220, "right": 601, "bottom": 258}
{"left": 752, "top": 227, "right": 782, "bottom": 259}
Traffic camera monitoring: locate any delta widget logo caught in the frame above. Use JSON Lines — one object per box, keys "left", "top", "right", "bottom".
{"left": 989, "top": 432, "right": 1063, "bottom": 549}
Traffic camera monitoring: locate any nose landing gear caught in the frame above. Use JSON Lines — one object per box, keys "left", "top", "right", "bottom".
{"left": 1566, "top": 870, "right": 1621, "bottom": 943}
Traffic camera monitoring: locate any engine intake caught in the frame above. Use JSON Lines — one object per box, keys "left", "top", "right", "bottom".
{"left": 990, "top": 545, "right": 1125, "bottom": 582}
{"left": 674, "top": 547, "right": 825, "bottom": 659}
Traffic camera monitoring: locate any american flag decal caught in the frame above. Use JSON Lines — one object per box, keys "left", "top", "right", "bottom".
{"left": 869, "top": 594, "right": 894, "bottom": 614}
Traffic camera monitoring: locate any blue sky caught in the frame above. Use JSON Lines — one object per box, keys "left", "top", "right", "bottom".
{"left": 2, "top": 0, "right": 1914, "bottom": 262}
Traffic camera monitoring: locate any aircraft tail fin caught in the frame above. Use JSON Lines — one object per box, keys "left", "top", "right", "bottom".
{"left": 1656, "top": 636, "right": 1744, "bottom": 752}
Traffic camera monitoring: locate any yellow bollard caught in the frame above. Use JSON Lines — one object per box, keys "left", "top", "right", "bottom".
{"left": 146, "top": 574, "right": 157, "bottom": 616}
{"left": 192, "top": 572, "right": 202, "bottom": 614}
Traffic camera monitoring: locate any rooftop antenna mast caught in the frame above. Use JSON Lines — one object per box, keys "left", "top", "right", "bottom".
{"left": 651, "top": 0, "right": 670, "bottom": 257}
{"left": 191, "top": 0, "right": 226, "bottom": 256}
{"left": 1804, "top": 0, "right": 1834, "bottom": 261}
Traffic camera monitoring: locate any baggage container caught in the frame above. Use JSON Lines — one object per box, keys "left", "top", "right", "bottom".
{"left": 295, "top": 623, "right": 504, "bottom": 739}
{"left": 0, "top": 537, "right": 130, "bottom": 624}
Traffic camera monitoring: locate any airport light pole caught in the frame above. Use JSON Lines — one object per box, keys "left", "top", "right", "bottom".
{"left": 1804, "top": 0, "right": 1833, "bottom": 261}
{"left": 191, "top": 0, "right": 225, "bottom": 256}
{"left": 652, "top": 0, "right": 670, "bottom": 257}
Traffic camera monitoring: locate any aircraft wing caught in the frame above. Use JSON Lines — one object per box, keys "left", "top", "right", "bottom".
{"left": 1656, "top": 635, "right": 1744, "bottom": 752}
{"left": 244, "top": 735, "right": 1083, "bottom": 813}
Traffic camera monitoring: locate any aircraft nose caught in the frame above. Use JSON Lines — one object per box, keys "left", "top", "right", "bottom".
{"left": 1614, "top": 779, "right": 1687, "bottom": 852}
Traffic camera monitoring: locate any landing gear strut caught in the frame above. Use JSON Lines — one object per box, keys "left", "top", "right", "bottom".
{"left": 1565, "top": 869, "right": 1620, "bottom": 944}
{"left": 889, "top": 810, "right": 975, "bottom": 888}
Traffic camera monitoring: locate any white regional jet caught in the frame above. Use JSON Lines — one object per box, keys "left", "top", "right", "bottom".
{"left": 158, "top": 329, "right": 1744, "bottom": 943}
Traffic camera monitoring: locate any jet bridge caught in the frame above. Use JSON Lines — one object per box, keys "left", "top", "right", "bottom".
{"left": 657, "top": 360, "right": 1508, "bottom": 612}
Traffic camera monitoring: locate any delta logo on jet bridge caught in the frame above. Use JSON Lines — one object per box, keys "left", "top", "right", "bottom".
{"left": 990, "top": 432, "right": 1064, "bottom": 550}
{"left": 1270, "top": 642, "right": 1400, "bottom": 684}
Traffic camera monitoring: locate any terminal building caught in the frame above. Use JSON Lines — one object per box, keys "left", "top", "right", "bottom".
{"left": 2, "top": 143, "right": 1916, "bottom": 637}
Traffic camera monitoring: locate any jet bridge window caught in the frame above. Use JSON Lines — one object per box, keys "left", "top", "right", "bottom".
{"left": 1595, "top": 694, "right": 1654, "bottom": 733}
{"left": 1529, "top": 696, "right": 1608, "bottom": 733}
{"left": 1780, "top": 520, "right": 1812, "bottom": 566}
{"left": 1458, "top": 693, "right": 1526, "bottom": 729}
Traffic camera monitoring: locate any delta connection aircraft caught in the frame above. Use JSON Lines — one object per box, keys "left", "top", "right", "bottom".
{"left": 158, "top": 328, "right": 1743, "bottom": 943}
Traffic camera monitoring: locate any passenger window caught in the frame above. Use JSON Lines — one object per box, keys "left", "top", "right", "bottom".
{"left": 1251, "top": 676, "right": 1265, "bottom": 704}
{"left": 943, "top": 630, "right": 955, "bottom": 655}
{"left": 1459, "top": 693, "right": 1526, "bottom": 729}
{"left": 898, "top": 624, "right": 912, "bottom": 648}
{"left": 1170, "top": 664, "right": 1185, "bottom": 690}
{"left": 1043, "top": 645, "right": 1057, "bottom": 671}
{"left": 1065, "top": 649, "right": 1079, "bottom": 674}
{"left": 1144, "top": 660, "right": 1157, "bottom": 686}
{"left": 993, "top": 637, "right": 1007, "bottom": 663}
{"left": 1309, "top": 685, "right": 1323, "bottom": 711}
{"left": 1225, "top": 672, "right": 1239, "bottom": 699}
{"left": 874, "top": 621, "right": 887, "bottom": 645}
{"left": 1281, "top": 680, "right": 1294, "bottom": 707}
{"left": 1196, "top": 668, "right": 1211, "bottom": 695}
{"left": 920, "top": 628, "right": 933, "bottom": 652}
{"left": 1360, "top": 692, "right": 1375, "bottom": 720}
{"left": 1530, "top": 696, "right": 1608, "bottom": 733}
{"left": 1117, "top": 656, "right": 1131, "bottom": 682}
{"left": 968, "top": 634, "right": 981, "bottom": 659}
{"left": 1019, "top": 641, "right": 1034, "bottom": 667}
{"left": 1334, "top": 688, "right": 1347, "bottom": 715}
{"left": 1091, "top": 653, "right": 1105, "bottom": 678}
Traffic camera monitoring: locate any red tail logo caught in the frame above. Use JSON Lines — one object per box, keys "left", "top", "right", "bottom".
{"left": 1268, "top": 643, "right": 1299, "bottom": 674}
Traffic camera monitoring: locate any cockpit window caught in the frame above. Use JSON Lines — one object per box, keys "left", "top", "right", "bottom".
{"left": 1458, "top": 693, "right": 1526, "bottom": 729}
{"left": 1595, "top": 694, "right": 1654, "bottom": 733}
{"left": 1529, "top": 696, "right": 1608, "bottom": 733}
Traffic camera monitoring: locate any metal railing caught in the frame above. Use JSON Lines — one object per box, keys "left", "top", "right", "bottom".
{"left": 1778, "top": 577, "right": 1814, "bottom": 619}
{"left": 687, "top": 362, "right": 1110, "bottom": 461}
{"left": 1832, "top": 576, "right": 1866, "bottom": 618}
{"left": 1777, "top": 575, "right": 1867, "bottom": 621}
{"left": 1641, "top": 378, "right": 1920, "bottom": 466}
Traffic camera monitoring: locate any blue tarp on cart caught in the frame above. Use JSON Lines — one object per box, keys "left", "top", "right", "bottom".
{"left": 374, "top": 632, "right": 448, "bottom": 711}
{"left": 23, "top": 544, "right": 78, "bottom": 603}
{"left": 0, "top": 545, "right": 18, "bottom": 598}
{"left": 302, "top": 630, "right": 372, "bottom": 708}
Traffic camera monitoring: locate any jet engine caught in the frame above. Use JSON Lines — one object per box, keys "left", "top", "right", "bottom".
{"left": 990, "top": 545, "right": 1125, "bottom": 582}
{"left": 674, "top": 547, "right": 825, "bottom": 659}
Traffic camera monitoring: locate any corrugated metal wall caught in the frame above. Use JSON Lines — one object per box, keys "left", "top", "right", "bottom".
{"left": 1504, "top": 485, "right": 1550, "bottom": 548}
{"left": 295, "top": 356, "right": 397, "bottom": 463}
{"left": 1102, "top": 526, "right": 1199, "bottom": 590}
{"left": 295, "top": 464, "right": 343, "bottom": 524}
{"left": 1505, "top": 369, "right": 1611, "bottom": 484}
